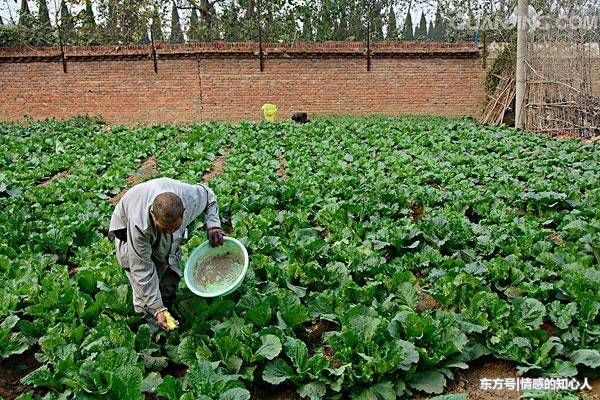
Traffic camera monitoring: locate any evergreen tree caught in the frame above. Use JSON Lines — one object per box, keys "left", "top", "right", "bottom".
{"left": 198, "top": 0, "right": 215, "bottom": 41}
{"left": 302, "top": 13, "right": 313, "bottom": 41}
{"left": 105, "top": 0, "right": 118, "bottom": 39}
{"left": 387, "top": 5, "right": 397, "bottom": 40}
{"left": 139, "top": 28, "right": 150, "bottom": 44}
{"left": 221, "top": 2, "right": 240, "bottom": 41}
{"left": 37, "top": 0, "right": 51, "bottom": 30}
{"left": 333, "top": 1, "right": 348, "bottom": 40}
{"left": 34, "top": 0, "right": 53, "bottom": 45}
{"left": 347, "top": 0, "right": 363, "bottom": 40}
{"left": 151, "top": 6, "right": 164, "bottom": 42}
{"left": 83, "top": 0, "right": 95, "bottom": 27}
{"left": 60, "top": 0, "right": 74, "bottom": 43}
{"left": 78, "top": 0, "right": 97, "bottom": 44}
{"left": 402, "top": 8, "right": 413, "bottom": 40}
{"left": 371, "top": 2, "right": 384, "bottom": 40}
{"left": 428, "top": 20, "right": 434, "bottom": 40}
{"left": 188, "top": 8, "right": 199, "bottom": 42}
{"left": 19, "top": 0, "right": 32, "bottom": 27}
{"left": 414, "top": 10, "right": 427, "bottom": 40}
{"left": 169, "top": 1, "right": 184, "bottom": 44}
{"left": 431, "top": 5, "right": 444, "bottom": 41}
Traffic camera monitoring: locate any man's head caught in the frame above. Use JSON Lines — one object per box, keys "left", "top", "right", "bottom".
{"left": 151, "top": 192, "right": 184, "bottom": 234}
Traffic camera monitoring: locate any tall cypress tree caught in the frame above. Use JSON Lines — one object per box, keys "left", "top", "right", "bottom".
{"left": 188, "top": 8, "right": 199, "bottom": 42}
{"left": 302, "top": 13, "right": 313, "bottom": 41}
{"left": 139, "top": 29, "right": 150, "bottom": 44}
{"left": 78, "top": 0, "right": 97, "bottom": 44}
{"left": 19, "top": 0, "right": 32, "bottom": 27}
{"left": 402, "top": 8, "right": 413, "bottom": 40}
{"left": 60, "top": 0, "right": 73, "bottom": 43}
{"left": 38, "top": 0, "right": 51, "bottom": 30}
{"left": 151, "top": 6, "right": 164, "bottom": 42}
{"left": 222, "top": 2, "right": 239, "bottom": 41}
{"left": 370, "top": 2, "right": 384, "bottom": 40}
{"left": 432, "top": 6, "right": 445, "bottom": 41}
{"left": 83, "top": 0, "right": 95, "bottom": 28}
{"left": 387, "top": 5, "right": 397, "bottom": 40}
{"left": 106, "top": 0, "right": 118, "bottom": 39}
{"left": 169, "top": 1, "right": 184, "bottom": 44}
{"left": 428, "top": 20, "right": 434, "bottom": 41}
{"left": 414, "top": 10, "right": 427, "bottom": 40}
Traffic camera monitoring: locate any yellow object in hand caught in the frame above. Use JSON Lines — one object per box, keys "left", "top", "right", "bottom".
{"left": 163, "top": 310, "right": 179, "bottom": 330}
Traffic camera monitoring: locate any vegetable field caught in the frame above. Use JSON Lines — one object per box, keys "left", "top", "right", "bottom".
{"left": 1, "top": 116, "right": 599, "bottom": 400}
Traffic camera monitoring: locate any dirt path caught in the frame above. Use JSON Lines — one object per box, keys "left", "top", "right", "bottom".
{"left": 276, "top": 155, "right": 288, "bottom": 180}
{"left": 0, "top": 351, "right": 41, "bottom": 400}
{"left": 110, "top": 156, "right": 159, "bottom": 205}
{"left": 579, "top": 378, "right": 600, "bottom": 400}
{"left": 36, "top": 169, "right": 73, "bottom": 187}
{"left": 441, "top": 358, "right": 599, "bottom": 400}
{"left": 441, "top": 359, "right": 521, "bottom": 400}
{"left": 203, "top": 147, "right": 230, "bottom": 182}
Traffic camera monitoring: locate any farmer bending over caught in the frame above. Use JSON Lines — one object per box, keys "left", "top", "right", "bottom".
{"left": 109, "top": 177, "right": 225, "bottom": 332}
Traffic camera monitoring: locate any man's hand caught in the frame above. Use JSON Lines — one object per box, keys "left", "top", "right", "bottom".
{"left": 156, "top": 309, "right": 179, "bottom": 331}
{"left": 208, "top": 227, "right": 225, "bottom": 247}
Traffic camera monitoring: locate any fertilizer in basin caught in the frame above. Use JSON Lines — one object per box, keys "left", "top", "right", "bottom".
{"left": 193, "top": 251, "right": 245, "bottom": 293}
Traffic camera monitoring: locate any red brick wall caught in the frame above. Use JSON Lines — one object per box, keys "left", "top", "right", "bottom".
{"left": 0, "top": 42, "right": 485, "bottom": 124}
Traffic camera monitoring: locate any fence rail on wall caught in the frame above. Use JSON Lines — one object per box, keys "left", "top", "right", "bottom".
{"left": 0, "top": 41, "right": 481, "bottom": 72}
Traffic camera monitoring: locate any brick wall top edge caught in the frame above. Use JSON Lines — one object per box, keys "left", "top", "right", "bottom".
{"left": 0, "top": 41, "right": 480, "bottom": 59}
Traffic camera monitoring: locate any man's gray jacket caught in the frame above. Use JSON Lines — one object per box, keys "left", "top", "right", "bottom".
{"left": 109, "top": 177, "right": 221, "bottom": 314}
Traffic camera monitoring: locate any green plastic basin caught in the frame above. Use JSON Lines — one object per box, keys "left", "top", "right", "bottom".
{"left": 184, "top": 237, "right": 249, "bottom": 297}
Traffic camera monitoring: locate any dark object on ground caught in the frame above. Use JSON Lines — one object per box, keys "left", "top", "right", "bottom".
{"left": 292, "top": 112, "right": 310, "bottom": 124}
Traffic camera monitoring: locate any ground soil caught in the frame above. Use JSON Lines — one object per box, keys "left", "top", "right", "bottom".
{"left": 299, "top": 320, "right": 338, "bottom": 345}
{"left": 276, "top": 155, "right": 288, "bottom": 179}
{"left": 110, "top": 156, "right": 158, "bottom": 205}
{"left": 203, "top": 147, "right": 230, "bottom": 182}
{"left": 416, "top": 291, "right": 442, "bottom": 313}
{"left": 253, "top": 384, "right": 301, "bottom": 400}
{"left": 36, "top": 169, "right": 73, "bottom": 187}
{"left": 441, "top": 358, "right": 522, "bottom": 400}
{"left": 582, "top": 379, "right": 600, "bottom": 400}
{"left": 546, "top": 233, "right": 565, "bottom": 245}
{"left": 440, "top": 358, "right": 600, "bottom": 400}
{"left": 0, "top": 351, "right": 42, "bottom": 400}
{"left": 410, "top": 203, "right": 425, "bottom": 223}
{"left": 2, "top": 352, "right": 596, "bottom": 400}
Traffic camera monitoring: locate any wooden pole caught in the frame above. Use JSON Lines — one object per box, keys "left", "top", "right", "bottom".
{"left": 150, "top": 24, "right": 158, "bottom": 73}
{"left": 366, "top": 2, "right": 371, "bottom": 71}
{"left": 257, "top": 0, "right": 264, "bottom": 72}
{"left": 57, "top": 1, "right": 67, "bottom": 73}
{"left": 515, "top": 0, "right": 528, "bottom": 129}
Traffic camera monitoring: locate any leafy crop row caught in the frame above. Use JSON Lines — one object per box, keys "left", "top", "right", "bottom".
{"left": 0, "top": 116, "right": 598, "bottom": 400}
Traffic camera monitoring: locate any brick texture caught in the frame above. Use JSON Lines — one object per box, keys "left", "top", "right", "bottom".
{"left": 0, "top": 42, "right": 486, "bottom": 124}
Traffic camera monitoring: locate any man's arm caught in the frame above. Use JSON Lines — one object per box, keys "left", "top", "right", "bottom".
{"left": 199, "top": 184, "right": 224, "bottom": 247}
{"left": 201, "top": 184, "right": 221, "bottom": 229}
{"left": 127, "top": 223, "right": 164, "bottom": 315}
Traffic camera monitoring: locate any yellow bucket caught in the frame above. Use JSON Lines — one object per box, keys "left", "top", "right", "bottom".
{"left": 262, "top": 103, "right": 278, "bottom": 122}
